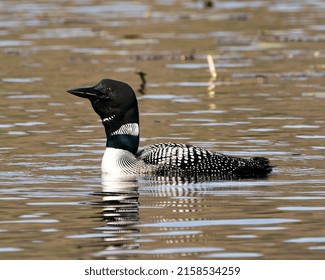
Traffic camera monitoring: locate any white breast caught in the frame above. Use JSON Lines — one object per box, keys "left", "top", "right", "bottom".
{"left": 101, "top": 147, "right": 138, "bottom": 176}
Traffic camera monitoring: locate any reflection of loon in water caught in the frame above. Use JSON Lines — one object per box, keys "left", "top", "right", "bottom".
{"left": 94, "top": 175, "right": 215, "bottom": 258}
{"left": 95, "top": 177, "right": 141, "bottom": 257}
{"left": 95, "top": 175, "right": 267, "bottom": 258}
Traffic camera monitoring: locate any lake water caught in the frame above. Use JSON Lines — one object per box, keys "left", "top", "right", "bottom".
{"left": 0, "top": 0, "right": 324, "bottom": 260}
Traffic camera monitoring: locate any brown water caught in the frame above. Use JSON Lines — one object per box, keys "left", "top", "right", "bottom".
{"left": 0, "top": 0, "right": 324, "bottom": 260}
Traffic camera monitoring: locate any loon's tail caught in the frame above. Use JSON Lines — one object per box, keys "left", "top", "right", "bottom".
{"left": 234, "top": 156, "right": 274, "bottom": 179}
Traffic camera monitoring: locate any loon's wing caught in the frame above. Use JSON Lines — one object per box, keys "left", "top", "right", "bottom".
{"left": 138, "top": 142, "right": 272, "bottom": 178}
{"left": 138, "top": 142, "right": 212, "bottom": 169}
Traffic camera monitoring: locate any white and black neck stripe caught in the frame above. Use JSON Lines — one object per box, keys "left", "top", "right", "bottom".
{"left": 110, "top": 123, "right": 139, "bottom": 137}
{"left": 105, "top": 122, "right": 140, "bottom": 155}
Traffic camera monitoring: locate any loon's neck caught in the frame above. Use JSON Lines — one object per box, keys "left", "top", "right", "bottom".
{"left": 104, "top": 123, "right": 140, "bottom": 155}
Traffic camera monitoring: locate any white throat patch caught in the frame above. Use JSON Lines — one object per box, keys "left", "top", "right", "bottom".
{"left": 110, "top": 123, "right": 139, "bottom": 137}
{"left": 102, "top": 147, "right": 138, "bottom": 175}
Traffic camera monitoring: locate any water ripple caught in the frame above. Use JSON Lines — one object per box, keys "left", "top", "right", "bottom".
{"left": 286, "top": 237, "right": 325, "bottom": 243}
{"left": 0, "top": 219, "right": 59, "bottom": 224}
{"left": 203, "top": 252, "right": 262, "bottom": 258}
{"left": 94, "top": 247, "right": 223, "bottom": 256}
{"left": 140, "top": 218, "right": 299, "bottom": 228}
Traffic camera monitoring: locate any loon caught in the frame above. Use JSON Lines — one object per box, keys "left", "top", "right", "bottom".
{"left": 67, "top": 79, "right": 273, "bottom": 179}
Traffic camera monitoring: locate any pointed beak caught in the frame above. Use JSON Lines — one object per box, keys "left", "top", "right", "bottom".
{"left": 67, "top": 86, "right": 102, "bottom": 99}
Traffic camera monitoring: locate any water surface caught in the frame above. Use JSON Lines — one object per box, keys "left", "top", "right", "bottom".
{"left": 0, "top": 0, "right": 324, "bottom": 259}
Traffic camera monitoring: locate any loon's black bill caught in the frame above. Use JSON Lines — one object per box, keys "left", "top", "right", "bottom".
{"left": 67, "top": 86, "right": 102, "bottom": 99}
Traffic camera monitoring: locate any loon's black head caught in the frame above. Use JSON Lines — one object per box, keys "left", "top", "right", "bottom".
{"left": 67, "top": 79, "right": 140, "bottom": 154}
{"left": 68, "top": 79, "right": 139, "bottom": 128}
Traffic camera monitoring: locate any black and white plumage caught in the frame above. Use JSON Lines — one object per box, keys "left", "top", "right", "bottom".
{"left": 67, "top": 79, "right": 273, "bottom": 179}
{"left": 138, "top": 142, "right": 272, "bottom": 179}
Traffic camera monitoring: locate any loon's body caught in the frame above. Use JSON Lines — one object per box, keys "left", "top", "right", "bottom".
{"left": 68, "top": 79, "right": 273, "bottom": 179}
